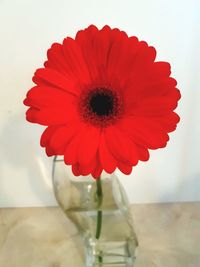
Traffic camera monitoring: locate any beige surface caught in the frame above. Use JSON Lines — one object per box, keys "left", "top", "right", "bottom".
{"left": 0, "top": 203, "right": 199, "bottom": 267}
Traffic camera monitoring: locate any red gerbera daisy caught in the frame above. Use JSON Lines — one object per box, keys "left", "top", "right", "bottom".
{"left": 24, "top": 25, "right": 181, "bottom": 178}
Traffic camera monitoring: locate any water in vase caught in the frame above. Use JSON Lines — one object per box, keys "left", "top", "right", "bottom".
{"left": 52, "top": 157, "right": 138, "bottom": 266}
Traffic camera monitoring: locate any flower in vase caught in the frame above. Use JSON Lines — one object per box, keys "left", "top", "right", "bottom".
{"left": 24, "top": 25, "right": 181, "bottom": 178}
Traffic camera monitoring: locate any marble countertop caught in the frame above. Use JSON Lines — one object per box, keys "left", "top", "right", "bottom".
{"left": 0, "top": 203, "right": 199, "bottom": 267}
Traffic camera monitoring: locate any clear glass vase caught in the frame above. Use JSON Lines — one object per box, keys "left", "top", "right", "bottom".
{"left": 52, "top": 156, "right": 138, "bottom": 267}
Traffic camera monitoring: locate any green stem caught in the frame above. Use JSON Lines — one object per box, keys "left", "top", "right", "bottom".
{"left": 96, "top": 210, "right": 102, "bottom": 239}
{"left": 95, "top": 176, "right": 103, "bottom": 240}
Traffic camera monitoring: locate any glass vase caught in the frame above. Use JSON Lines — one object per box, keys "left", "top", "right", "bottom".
{"left": 52, "top": 156, "right": 138, "bottom": 267}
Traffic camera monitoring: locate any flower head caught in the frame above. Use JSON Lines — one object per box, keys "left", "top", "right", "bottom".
{"left": 24, "top": 25, "right": 181, "bottom": 178}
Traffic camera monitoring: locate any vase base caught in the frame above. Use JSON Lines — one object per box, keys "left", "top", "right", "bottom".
{"left": 85, "top": 239, "right": 137, "bottom": 267}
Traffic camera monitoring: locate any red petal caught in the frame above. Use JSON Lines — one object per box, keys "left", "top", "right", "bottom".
{"left": 45, "top": 43, "right": 72, "bottom": 75}
{"left": 78, "top": 126, "right": 101, "bottom": 165}
{"left": 124, "top": 77, "right": 178, "bottom": 110}
{"left": 105, "top": 125, "right": 138, "bottom": 165}
{"left": 130, "top": 42, "right": 156, "bottom": 69}
{"left": 45, "top": 146, "right": 55, "bottom": 157}
{"left": 151, "top": 61, "right": 171, "bottom": 77}
{"left": 154, "top": 112, "right": 180, "bottom": 132}
{"left": 49, "top": 121, "right": 84, "bottom": 154}
{"left": 75, "top": 25, "right": 99, "bottom": 43}
{"left": 64, "top": 128, "right": 85, "bottom": 165}
{"left": 108, "top": 38, "right": 156, "bottom": 86}
{"left": 117, "top": 162, "right": 133, "bottom": 175}
{"left": 26, "top": 107, "right": 78, "bottom": 126}
{"left": 75, "top": 25, "right": 99, "bottom": 82}
{"left": 33, "top": 68, "right": 78, "bottom": 95}
{"left": 99, "top": 130, "right": 117, "bottom": 173}
{"left": 136, "top": 146, "right": 150, "bottom": 161}
{"left": 72, "top": 163, "right": 81, "bottom": 176}
{"left": 62, "top": 37, "right": 91, "bottom": 84}
{"left": 24, "top": 85, "right": 76, "bottom": 109}
{"left": 40, "top": 126, "right": 58, "bottom": 147}
{"left": 91, "top": 156, "right": 103, "bottom": 179}
{"left": 131, "top": 95, "right": 179, "bottom": 117}
{"left": 78, "top": 156, "right": 97, "bottom": 176}
{"left": 118, "top": 117, "right": 169, "bottom": 149}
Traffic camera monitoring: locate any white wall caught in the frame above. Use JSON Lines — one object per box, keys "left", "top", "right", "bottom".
{"left": 0, "top": 0, "right": 200, "bottom": 207}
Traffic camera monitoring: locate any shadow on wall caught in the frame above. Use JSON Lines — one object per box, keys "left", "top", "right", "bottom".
{"left": 0, "top": 110, "right": 55, "bottom": 207}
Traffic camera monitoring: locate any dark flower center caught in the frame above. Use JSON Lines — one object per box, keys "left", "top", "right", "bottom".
{"left": 79, "top": 87, "right": 123, "bottom": 127}
{"left": 89, "top": 91, "right": 114, "bottom": 116}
